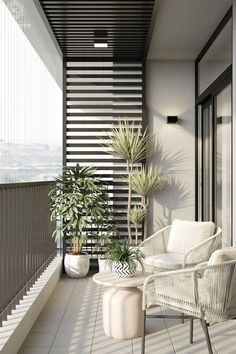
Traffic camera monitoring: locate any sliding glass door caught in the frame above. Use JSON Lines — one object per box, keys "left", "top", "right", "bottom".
{"left": 198, "top": 83, "right": 232, "bottom": 246}
{"left": 215, "top": 84, "right": 232, "bottom": 246}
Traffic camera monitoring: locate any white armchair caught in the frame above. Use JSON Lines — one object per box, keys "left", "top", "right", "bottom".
{"left": 141, "top": 247, "right": 236, "bottom": 354}
{"left": 139, "top": 219, "right": 222, "bottom": 271}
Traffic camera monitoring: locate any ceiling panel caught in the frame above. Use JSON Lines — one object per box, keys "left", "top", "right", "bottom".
{"left": 148, "top": 0, "right": 232, "bottom": 60}
{"left": 39, "top": 0, "right": 155, "bottom": 60}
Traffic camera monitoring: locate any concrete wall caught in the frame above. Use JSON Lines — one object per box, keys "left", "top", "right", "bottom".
{"left": 146, "top": 60, "right": 195, "bottom": 235}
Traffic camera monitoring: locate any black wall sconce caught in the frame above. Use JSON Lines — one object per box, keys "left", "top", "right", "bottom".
{"left": 167, "top": 116, "right": 178, "bottom": 124}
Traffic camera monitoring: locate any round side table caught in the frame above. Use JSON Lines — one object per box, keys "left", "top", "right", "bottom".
{"left": 93, "top": 271, "right": 150, "bottom": 340}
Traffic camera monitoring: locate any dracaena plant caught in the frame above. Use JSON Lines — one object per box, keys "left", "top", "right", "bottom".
{"left": 49, "top": 164, "right": 114, "bottom": 255}
{"left": 104, "top": 121, "right": 154, "bottom": 243}
{"left": 130, "top": 166, "right": 168, "bottom": 239}
{"left": 128, "top": 206, "right": 146, "bottom": 246}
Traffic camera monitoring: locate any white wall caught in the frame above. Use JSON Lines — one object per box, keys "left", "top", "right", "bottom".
{"left": 146, "top": 60, "right": 195, "bottom": 235}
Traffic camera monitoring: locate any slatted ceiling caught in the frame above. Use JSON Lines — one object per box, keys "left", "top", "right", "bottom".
{"left": 39, "top": 0, "right": 154, "bottom": 59}
{"left": 65, "top": 61, "right": 143, "bottom": 245}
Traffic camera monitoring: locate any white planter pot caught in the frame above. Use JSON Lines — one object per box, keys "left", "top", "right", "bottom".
{"left": 64, "top": 253, "right": 90, "bottom": 278}
{"left": 98, "top": 258, "right": 112, "bottom": 273}
{"left": 113, "top": 261, "right": 136, "bottom": 278}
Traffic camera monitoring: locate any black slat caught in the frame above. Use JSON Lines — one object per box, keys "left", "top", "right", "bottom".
{"left": 65, "top": 61, "right": 144, "bottom": 251}
{"left": 39, "top": 0, "right": 154, "bottom": 59}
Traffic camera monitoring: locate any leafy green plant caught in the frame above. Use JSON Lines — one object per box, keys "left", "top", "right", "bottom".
{"left": 106, "top": 239, "right": 144, "bottom": 271}
{"left": 128, "top": 206, "right": 146, "bottom": 246}
{"left": 104, "top": 121, "right": 154, "bottom": 243}
{"left": 49, "top": 164, "right": 114, "bottom": 255}
{"left": 130, "top": 166, "right": 168, "bottom": 239}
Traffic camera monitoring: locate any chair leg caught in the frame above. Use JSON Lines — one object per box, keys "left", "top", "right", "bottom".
{"left": 181, "top": 312, "right": 184, "bottom": 323}
{"left": 141, "top": 310, "right": 146, "bottom": 354}
{"left": 189, "top": 318, "right": 194, "bottom": 343}
{"left": 200, "top": 319, "right": 213, "bottom": 354}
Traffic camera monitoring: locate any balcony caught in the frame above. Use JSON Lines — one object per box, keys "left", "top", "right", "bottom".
{"left": 1, "top": 0, "right": 236, "bottom": 353}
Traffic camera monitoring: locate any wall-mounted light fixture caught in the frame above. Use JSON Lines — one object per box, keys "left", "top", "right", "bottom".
{"left": 167, "top": 116, "right": 178, "bottom": 124}
{"left": 94, "top": 30, "right": 108, "bottom": 48}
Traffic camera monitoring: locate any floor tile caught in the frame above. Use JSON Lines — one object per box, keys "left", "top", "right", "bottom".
{"left": 31, "top": 320, "right": 61, "bottom": 334}
{"left": 132, "top": 330, "right": 174, "bottom": 354}
{"left": 57, "top": 320, "right": 95, "bottom": 333}
{"left": 166, "top": 317, "right": 217, "bottom": 354}
{"left": 53, "top": 326, "right": 94, "bottom": 347}
{"left": 92, "top": 335, "right": 133, "bottom": 354}
{"left": 22, "top": 332, "right": 55, "bottom": 347}
{"left": 210, "top": 321, "right": 236, "bottom": 354}
{"left": 44, "top": 300, "right": 69, "bottom": 311}
{"left": 49, "top": 346, "right": 90, "bottom": 354}
{"left": 18, "top": 348, "right": 50, "bottom": 354}
{"left": 62, "top": 307, "right": 98, "bottom": 321}
{"left": 37, "top": 309, "right": 65, "bottom": 322}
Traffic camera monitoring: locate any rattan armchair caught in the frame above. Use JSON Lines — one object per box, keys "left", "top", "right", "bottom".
{"left": 141, "top": 249, "right": 236, "bottom": 354}
{"left": 139, "top": 220, "right": 222, "bottom": 271}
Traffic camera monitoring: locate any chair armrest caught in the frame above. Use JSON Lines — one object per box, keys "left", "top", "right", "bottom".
{"left": 183, "top": 227, "right": 222, "bottom": 267}
{"left": 142, "top": 258, "right": 236, "bottom": 312}
{"left": 138, "top": 225, "right": 171, "bottom": 256}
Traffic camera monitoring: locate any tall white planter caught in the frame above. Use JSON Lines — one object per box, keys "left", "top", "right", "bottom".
{"left": 98, "top": 258, "right": 112, "bottom": 273}
{"left": 64, "top": 253, "right": 90, "bottom": 278}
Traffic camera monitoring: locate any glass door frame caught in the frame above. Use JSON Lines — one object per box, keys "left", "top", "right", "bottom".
{"left": 195, "top": 70, "right": 232, "bottom": 238}
{"left": 200, "top": 97, "right": 214, "bottom": 222}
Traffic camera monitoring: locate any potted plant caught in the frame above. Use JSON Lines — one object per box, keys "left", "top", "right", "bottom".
{"left": 93, "top": 228, "right": 117, "bottom": 273}
{"left": 106, "top": 239, "right": 144, "bottom": 278}
{"left": 97, "top": 238, "right": 114, "bottom": 273}
{"left": 49, "top": 164, "right": 113, "bottom": 278}
{"left": 104, "top": 121, "right": 153, "bottom": 244}
{"left": 104, "top": 121, "right": 167, "bottom": 245}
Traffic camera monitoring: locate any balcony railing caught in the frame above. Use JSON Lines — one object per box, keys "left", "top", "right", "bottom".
{"left": 0, "top": 181, "right": 57, "bottom": 325}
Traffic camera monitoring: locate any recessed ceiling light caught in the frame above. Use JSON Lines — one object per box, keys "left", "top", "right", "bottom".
{"left": 94, "top": 30, "right": 108, "bottom": 48}
{"left": 94, "top": 43, "right": 108, "bottom": 48}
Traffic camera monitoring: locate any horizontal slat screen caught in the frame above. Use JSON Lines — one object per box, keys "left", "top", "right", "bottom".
{"left": 66, "top": 61, "right": 144, "bottom": 254}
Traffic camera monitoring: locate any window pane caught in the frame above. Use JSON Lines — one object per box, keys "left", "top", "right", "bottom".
{"left": 198, "top": 18, "right": 232, "bottom": 95}
{"left": 215, "top": 84, "right": 231, "bottom": 246}
{"left": 0, "top": 0, "right": 62, "bottom": 183}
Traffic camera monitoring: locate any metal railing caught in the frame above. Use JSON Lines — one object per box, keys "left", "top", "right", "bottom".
{"left": 0, "top": 181, "right": 57, "bottom": 325}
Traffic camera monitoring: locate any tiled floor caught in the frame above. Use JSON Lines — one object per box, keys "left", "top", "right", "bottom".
{"left": 18, "top": 274, "right": 236, "bottom": 354}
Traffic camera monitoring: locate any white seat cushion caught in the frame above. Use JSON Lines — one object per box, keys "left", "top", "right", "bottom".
{"left": 208, "top": 247, "right": 236, "bottom": 265}
{"left": 144, "top": 253, "right": 185, "bottom": 270}
{"left": 167, "top": 219, "right": 215, "bottom": 254}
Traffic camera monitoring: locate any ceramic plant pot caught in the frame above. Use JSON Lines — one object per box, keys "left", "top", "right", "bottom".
{"left": 98, "top": 258, "right": 112, "bottom": 273}
{"left": 64, "top": 253, "right": 90, "bottom": 278}
{"left": 113, "top": 261, "right": 135, "bottom": 278}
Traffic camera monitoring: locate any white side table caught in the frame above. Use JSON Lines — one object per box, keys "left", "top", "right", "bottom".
{"left": 93, "top": 271, "right": 150, "bottom": 339}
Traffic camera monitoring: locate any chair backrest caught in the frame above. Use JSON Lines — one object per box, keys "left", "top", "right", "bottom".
{"left": 208, "top": 247, "right": 236, "bottom": 264}
{"left": 167, "top": 219, "right": 215, "bottom": 254}
{"left": 198, "top": 248, "right": 236, "bottom": 322}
